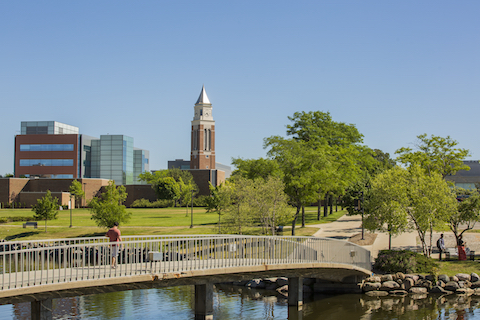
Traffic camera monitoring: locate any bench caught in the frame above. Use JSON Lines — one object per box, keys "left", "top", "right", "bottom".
{"left": 445, "top": 247, "right": 476, "bottom": 261}
{"left": 23, "top": 222, "right": 38, "bottom": 229}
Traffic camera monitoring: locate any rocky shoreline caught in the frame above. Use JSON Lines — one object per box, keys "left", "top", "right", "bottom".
{"left": 231, "top": 272, "right": 480, "bottom": 297}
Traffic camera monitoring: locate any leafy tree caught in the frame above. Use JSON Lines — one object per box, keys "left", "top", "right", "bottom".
{"left": 264, "top": 137, "right": 330, "bottom": 235}
{"left": 205, "top": 180, "right": 236, "bottom": 232}
{"left": 139, "top": 169, "right": 198, "bottom": 206}
{"left": 89, "top": 181, "right": 131, "bottom": 228}
{"left": 231, "top": 158, "right": 282, "bottom": 180}
{"left": 69, "top": 180, "right": 85, "bottom": 209}
{"left": 449, "top": 189, "right": 480, "bottom": 243}
{"left": 395, "top": 134, "right": 471, "bottom": 178}
{"left": 285, "top": 111, "right": 365, "bottom": 219}
{"left": 32, "top": 190, "right": 59, "bottom": 232}
{"left": 366, "top": 165, "right": 457, "bottom": 256}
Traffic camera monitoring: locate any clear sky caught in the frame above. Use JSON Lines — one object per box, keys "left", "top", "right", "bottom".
{"left": 1, "top": 1, "right": 479, "bottom": 175}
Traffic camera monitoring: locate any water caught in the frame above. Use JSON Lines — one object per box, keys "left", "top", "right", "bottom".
{"left": 1, "top": 285, "right": 480, "bottom": 319}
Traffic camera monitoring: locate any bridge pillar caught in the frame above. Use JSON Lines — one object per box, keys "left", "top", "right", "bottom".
{"left": 288, "top": 306, "right": 303, "bottom": 320}
{"left": 195, "top": 283, "right": 213, "bottom": 320}
{"left": 288, "top": 277, "right": 303, "bottom": 307}
{"left": 31, "top": 298, "right": 53, "bottom": 320}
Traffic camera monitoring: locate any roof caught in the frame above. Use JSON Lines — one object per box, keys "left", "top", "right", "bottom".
{"left": 195, "top": 86, "right": 211, "bottom": 105}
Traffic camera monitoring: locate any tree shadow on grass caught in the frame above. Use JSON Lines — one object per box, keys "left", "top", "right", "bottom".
{"left": 5, "top": 231, "right": 40, "bottom": 241}
{"left": 75, "top": 232, "right": 106, "bottom": 238}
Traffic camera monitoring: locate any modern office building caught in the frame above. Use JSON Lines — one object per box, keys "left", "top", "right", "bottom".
{"left": 446, "top": 160, "right": 480, "bottom": 189}
{"left": 14, "top": 121, "right": 149, "bottom": 185}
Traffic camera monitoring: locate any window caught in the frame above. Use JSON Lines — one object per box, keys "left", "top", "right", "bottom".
{"left": 19, "top": 159, "right": 74, "bottom": 166}
{"left": 20, "top": 144, "right": 74, "bottom": 152}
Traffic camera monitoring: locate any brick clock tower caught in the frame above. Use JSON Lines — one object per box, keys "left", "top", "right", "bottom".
{"left": 190, "top": 86, "right": 215, "bottom": 169}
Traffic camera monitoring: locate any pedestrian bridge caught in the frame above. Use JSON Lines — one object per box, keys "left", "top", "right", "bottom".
{"left": 0, "top": 235, "right": 371, "bottom": 319}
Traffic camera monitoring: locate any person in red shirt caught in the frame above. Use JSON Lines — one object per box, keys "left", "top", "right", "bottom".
{"left": 106, "top": 222, "right": 122, "bottom": 268}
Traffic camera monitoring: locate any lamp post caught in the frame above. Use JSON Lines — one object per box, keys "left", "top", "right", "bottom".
{"left": 83, "top": 182, "right": 86, "bottom": 208}
{"left": 69, "top": 194, "right": 73, "bottom": 228}
{"left": 190, "top": 189, "right": 194, "bottom": 228}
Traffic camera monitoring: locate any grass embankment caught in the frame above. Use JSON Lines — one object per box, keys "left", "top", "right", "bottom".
{"left": 0, "top": 206, "right": 347, "bottom": 240}
{"left": 436, "top": 260, "right": 480, "bottom": 277}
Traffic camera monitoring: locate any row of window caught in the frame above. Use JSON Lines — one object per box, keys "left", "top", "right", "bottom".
{"left": 20, "top": 144, "right": 74, "bottom": 152}
{"left": 19, "top": 159, "right": 74, "bottom": 167}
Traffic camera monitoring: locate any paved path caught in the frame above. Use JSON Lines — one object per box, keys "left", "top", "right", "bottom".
{"left": 312, "top": 214, "right": 480, "bottom": 259}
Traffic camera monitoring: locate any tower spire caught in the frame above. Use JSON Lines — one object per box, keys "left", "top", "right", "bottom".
{"left": 195, "top": 85, "right": 211, "bottom": 105}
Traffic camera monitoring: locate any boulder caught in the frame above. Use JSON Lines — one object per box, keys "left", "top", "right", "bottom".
{"left": 365, "top": 290, "right": 389, "bottom": 297}
{"left": 395, "top": 272, "right": 406, "bottom": 281}
{"left": 410, "top": 294, "right": 428, "bottom": 300}
{"left": 276, "top": 278, "right": 288, "bottom": 287}
{"left": 380, "top": 275, "right": 393, "bottom": 282}
{"left": 389, "top": 290, "right": 408, "bottom": 296}
{"left": 277, "top": 285, "right": 288, "bottom": 293}
{"left": 445, "top": 281, "right": 460, "bottom": 292}
{"left": 409, "top": 287, "right": 428, "bottom": 294}
{"left": 380, "top": 281, "right": 400, "bottom": 291}
{"left": 246, "top": 279, "right": 265, "bottom": 289}
{"left": 402, "top": 278, "right": 415, "bottom": 291}
{"left": 438, "top": 274, "right": 450, "bottom": 283}
{"left": 430, "top": 286, "right": 452, "bottom": 294}
{"left": 450, "top": 276, "right": 459, "bottom": 282}
{"left": 416, "top": 280, "right": 433, "bottom": 290}
{"left": 405, "top": 274, "right": 419, "bottom": 282}
{"left": 365, "top": 276, "right": 381, "bottom": 283}
{"left": 456, "top": 288, "right": 474, "bottom": 295}
{"left": 363, "top": 282, "right": 382, "bottom": 292}
{"left": 474, "top": 288, "right": 480, "bottom": 295}
{"left": 471, "top": 273, "right": 480, "bottom": 283}
{"left": 471, "top": 281, "right": 480, "bottom": 289}
{"left": 456, "top": 273, "right": 471, "bottom": 282}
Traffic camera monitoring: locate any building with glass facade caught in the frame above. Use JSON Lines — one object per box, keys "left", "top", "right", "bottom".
{"left": 14, "top": 122, "right": 149, "bottom": 185}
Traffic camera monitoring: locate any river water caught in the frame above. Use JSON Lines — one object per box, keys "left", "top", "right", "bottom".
{"left": 2, "top": 285, "right": 480, "bottom": 319}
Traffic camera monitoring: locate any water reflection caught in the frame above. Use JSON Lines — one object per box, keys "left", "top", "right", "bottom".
{"left": 2, "top": 286, "right": 480, "bottom": 319}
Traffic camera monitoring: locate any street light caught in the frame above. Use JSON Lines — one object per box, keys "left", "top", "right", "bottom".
{"left": 69, "top": 194, "right": 73, "bottom": 228}
{"left": 83, "top": 182, "right": 86, "bottom": 208}
{"left": 190, "top": 189, "right": 194, "bottom": 228}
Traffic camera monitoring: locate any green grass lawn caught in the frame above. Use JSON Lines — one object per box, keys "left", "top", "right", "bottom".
{"left": 436, "top": 260, "right": 480, "bottom": 277}
{"left": 0, "top": 206, "right": 344, "bottom": 240}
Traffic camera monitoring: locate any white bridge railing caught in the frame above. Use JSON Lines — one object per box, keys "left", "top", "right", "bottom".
{"left": 0, "top": 236, "right": 371, "bottom": 292}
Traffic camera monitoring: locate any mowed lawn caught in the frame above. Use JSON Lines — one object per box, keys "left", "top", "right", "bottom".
{"left": 0, "top": 206, "right": 348, "bottom": 240}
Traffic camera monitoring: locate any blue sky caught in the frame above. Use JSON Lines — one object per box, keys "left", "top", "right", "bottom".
{"left": 1, "top": 1, "right": 479, "bottom": 174}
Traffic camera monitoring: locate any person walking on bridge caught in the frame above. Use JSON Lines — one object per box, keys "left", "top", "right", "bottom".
{"left": 106, "top": 222, "right": 122, "bottom": 268}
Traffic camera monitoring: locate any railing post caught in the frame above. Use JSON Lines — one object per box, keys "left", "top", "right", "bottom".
{"left": 194, "top": 283, "right": 213, "bottom": 320}
{"left": 288, "top": 277, "right": 303, "bottom": 307}
{"left": 31, "top": 298, "right": 53, "bottom": 320}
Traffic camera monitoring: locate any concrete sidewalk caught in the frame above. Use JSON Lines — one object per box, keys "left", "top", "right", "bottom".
{"left": 311, "top": 214, "right": 418, "bottom": 258}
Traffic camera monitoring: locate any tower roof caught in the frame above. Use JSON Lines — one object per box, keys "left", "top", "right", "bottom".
{"left": 195, "top": 86, "right": 211, "bottom": 105}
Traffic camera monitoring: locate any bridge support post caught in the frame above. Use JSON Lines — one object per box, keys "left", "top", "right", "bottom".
{"left": 31, "top": 298, "right": 53, "bottom": 320}
{"left": 288, "top": 277, "right": 303, "bottom": 307}
{"left": 195, "top": 283, "right": 213, "bottom": 320}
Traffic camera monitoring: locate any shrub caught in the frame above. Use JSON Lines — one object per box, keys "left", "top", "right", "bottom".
{"left": 193, "top": 195, "right": 209, "bottom": 207}
{"left": 373, "top": 250, "right": 438, "bottom": 274}
{"left": 130, "top": 198, "right": 174, "bottom": 208}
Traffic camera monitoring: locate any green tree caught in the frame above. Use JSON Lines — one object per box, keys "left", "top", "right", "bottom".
{"left": 449, "top": 189, "right": 480, "bottom": 243}
{"left": 366, "top": 165, "right": 457, "bottom": 256}
{"left": 206, "top": 180, "right": 236, "bottom": 233}
{"left": 231, "top": 158, "right": 282, "bottom": 180}
{"left": 68, "top": 180, "right": 85, "bottom": 209}
{"left": 139, "top": 169, "right": 198, "bottom": 206}
{"left": 89, "top": 181, "right": 131, "bottom": 228}
{"left": 285, "top": 111, "right": 365, "bottom": 219}
{"left": 264, "top": 137, "right": 329, "bottom": 235}
{"left": 32, "top": 190, "right": 59, "bottom": 232}
{"left": 395, "top": 134, "right": 471, "bottom": 178}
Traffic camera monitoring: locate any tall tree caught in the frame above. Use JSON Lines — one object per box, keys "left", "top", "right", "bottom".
{"left": 264, "top": 137, "right": 329, "bottom": 235}
{"left": 395, "top": 134, "right": 471, "bottom": 178}
{"left": 32, "top": 190, "right": 59, "bottom": 232}
{"left": 449, "top": 189, "right": 480, "bottom": 243}
{"left": 231, "top": 158, "right": 282, "bottom": 180}
{"left": 89, "top": 181, "right": 131, "bottom": 228}
{"left": 205, "top": 180, "right": 236, "bottom": 233}
{"left": 366, "top": 165, "right": 457, "bottom": 256}
{"left": 284, "top": 111, "right": 365, "bottom": 220}
{"left": 69, "top": 180, "right": 85, "bottom": 209}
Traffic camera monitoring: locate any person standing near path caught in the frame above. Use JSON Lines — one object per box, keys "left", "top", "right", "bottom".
{"left": 437, "top": 234, "right": 446, "bottom": 261}
{"left": 106, "top": 222, "right": 122, "bottom": 268}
